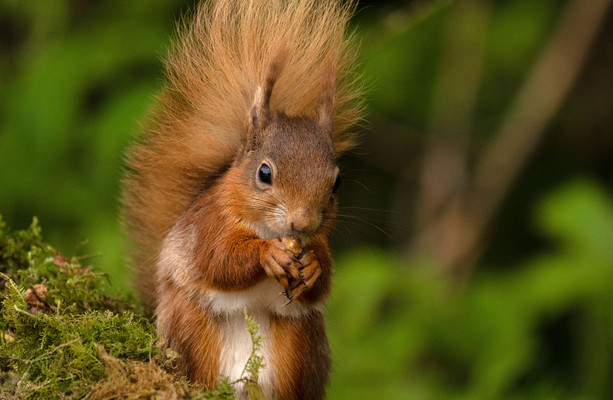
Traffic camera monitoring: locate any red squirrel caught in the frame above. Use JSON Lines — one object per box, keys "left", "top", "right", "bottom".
{"left": 121, "top": 1, "right": 363, "bottom": 398}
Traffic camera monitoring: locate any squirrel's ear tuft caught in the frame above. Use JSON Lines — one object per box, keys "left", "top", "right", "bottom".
{"left": 317, "top": 57, "right": 337, "bottom": 133}
{"left": 247, "top": 84, "right": 271, "bottom": 152}
{"left": 249, "top": 85, "right": 269, "bottom": 134}
{"left": 248, "top": 45, "right": 287, "bottom": 138}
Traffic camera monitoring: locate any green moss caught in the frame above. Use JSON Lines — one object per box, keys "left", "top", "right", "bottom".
{"left": 0, "top": 216, "right": 157, "bottom": 398}
{"left": 0, "top": 215, "right": 263, "bottom": 399}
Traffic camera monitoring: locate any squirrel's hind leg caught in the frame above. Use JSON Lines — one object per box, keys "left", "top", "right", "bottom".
{"left": 156, "top": 279, "right": 223, "bottom": 387}
{"left": 269, "top": 311, "right": 331, "bottom": 400}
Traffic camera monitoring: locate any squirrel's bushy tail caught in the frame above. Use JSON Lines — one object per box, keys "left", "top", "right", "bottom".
{"left": 122, "top": 0, "right": 363, "bottom": 311}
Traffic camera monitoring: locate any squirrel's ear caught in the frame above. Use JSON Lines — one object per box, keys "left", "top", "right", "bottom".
{"left": 247, "top": 85, "right": 271, "bottom": 152}
{"left": 249, "top": 85, "right": 270, "bottom": 134}
{"left": 317, "top": 57, "right": 337, "bottom": 133}
{"left": 248, "top": 46, "right": 287, "bottom": 138}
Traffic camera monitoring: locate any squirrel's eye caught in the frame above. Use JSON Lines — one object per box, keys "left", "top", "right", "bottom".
{"left": 332, "top": 174, "right": 341, "bottom": 194}
{"left": 258, "top": 163, "right": 272, "bottom": 185}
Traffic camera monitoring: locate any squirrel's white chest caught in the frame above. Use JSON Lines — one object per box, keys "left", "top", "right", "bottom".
{"left": 203, "top": 279, "right": 322, "bottom": 399}
{"left": 216, "top": 307, "right": 273, "bottom": 399}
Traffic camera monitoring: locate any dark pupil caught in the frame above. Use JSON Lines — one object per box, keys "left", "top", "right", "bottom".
{"left": 332, "top": 175, "right": 341, "bottom": 193}
{"left": 259, "top": 164, "right": 272, "bottom": 185}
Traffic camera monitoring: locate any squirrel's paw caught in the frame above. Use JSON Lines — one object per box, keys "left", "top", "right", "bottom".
{"left": 260, "top": 239, "right": 302, "bottom": 290}
{"left": 285, "top": 250, "right": 322, "bottom": 302}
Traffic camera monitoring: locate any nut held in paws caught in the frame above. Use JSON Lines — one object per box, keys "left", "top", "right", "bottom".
{"left": 281, "top": 237, "right": 303, "bottom": 258}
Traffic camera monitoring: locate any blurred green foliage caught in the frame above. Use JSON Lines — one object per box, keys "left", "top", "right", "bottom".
{"left": 328, "top": 180, "right": 613, "bottom": 399}
{"left": 1, "top": 0, "right": 613, "bottom": 398}
{"left": 0, "top": 0, "right": 189, "bottom": 291}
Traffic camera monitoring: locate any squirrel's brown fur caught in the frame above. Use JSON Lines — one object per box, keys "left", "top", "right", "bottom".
{"left": 122, "top": 1, "right": 363, "bottom": 398}
{"left": 122, "top": 0, "right": 362, "bottom": 312}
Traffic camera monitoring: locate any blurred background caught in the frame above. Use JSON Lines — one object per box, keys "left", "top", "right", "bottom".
{"left": 1, "top": 0, "right": 613, "bottom": 398}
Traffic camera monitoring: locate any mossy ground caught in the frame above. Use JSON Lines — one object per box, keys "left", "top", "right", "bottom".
{"left": 0, "top": 216, "right": 258, "bottom": 399}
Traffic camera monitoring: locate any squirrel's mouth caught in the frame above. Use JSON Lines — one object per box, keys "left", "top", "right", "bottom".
{"left": 249, "top": 217, "right": 318, "bottom": 245}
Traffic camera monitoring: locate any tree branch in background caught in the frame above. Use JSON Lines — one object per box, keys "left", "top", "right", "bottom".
{"left": 410, "top": 0, "right": 612, "bottom": 279}
{"left": 414, "top": 0, "right": 491, "bottom": 267}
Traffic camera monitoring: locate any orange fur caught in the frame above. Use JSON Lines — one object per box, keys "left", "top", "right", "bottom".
{"left": 122, "top": 0, "right": 362, "bottom": 311}
{"left": 156, "top": 278, "right": 222, "bottom": 386}
{"left": 121, "top": 1, "right": 362, "bottom": 398}
{"left": 270, "top": 313, "right": 330, "bottom": 400}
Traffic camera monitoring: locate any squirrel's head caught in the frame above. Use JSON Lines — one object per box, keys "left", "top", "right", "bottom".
{"left": 227, "top": 49, "right": 341, "bottom": 242}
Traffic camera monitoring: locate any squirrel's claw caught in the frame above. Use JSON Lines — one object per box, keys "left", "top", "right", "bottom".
{"left": 282, "top": 289, "right": 294, "bottom": 306}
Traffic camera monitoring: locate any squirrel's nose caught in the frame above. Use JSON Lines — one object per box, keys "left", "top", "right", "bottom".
{"left": 288, "top": 209, "right": 320, "bottom": 234}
